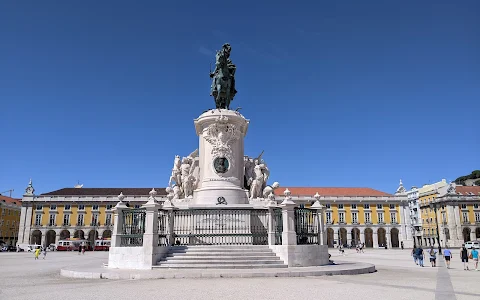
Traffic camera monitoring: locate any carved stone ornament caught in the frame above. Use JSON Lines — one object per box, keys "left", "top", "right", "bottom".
{"left": 447, "top": 183, "right": 457, "bottom": 195}
{"left": 204, "top": 116, "right": 240, "bottom": 171}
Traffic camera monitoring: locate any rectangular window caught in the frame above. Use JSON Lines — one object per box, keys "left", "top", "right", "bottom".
{"left": 49, "top": 214, "right": 55, "bottom": 226}
{"left": 338, "top": 204, "right": 344, "bottom": 209}
{"left": 351, "top": 204, "right": 357, "bottom": 209}
{"left": 77, "top": 214, "right": 84, "bottom": 226}
{"left": 462, "top": 212, "right": 469, "bottom": 223}
{"left": 365, "top": 212, "right": 371, "bottom": 223}
{"left": 378, "top": 212, "right": 384, "bottom": 223}
{"left": 78, "top": 205, "right": 85, "bottom": 211}
{"left": 325, "top": 212, "right": 332, "bottom": 224}
{"left": 475, "top": 204, "right": 479, "bottom": 209}
{"left": 339, "top": 212, "right": 345, "bottom": 223}
{"left": 64, "top": 205, "right": 71, "bottom": 211}
{"left": 475, "top": 212, "right": 480, "bottom": 223}
{"left": 105, "top": 213, "right": 112, "bottom": 225}
{"left": 92, "top": 205, "right": 99, "bottom": 211}
{"left": 461, "top": 204, "right": 467, "bottom": 209}
{"left": 35, "top": 214, "right": 42, "bottom": 226}
{"left": 91, "top": 214, "right": 99, "bottom": 226}
{"left": 364, "top": 204, "right": 370, "bottom": 209}
{"left": 134, "top": 204, "right": 141, "bottom": 209}
{"left": 35, "top": 205, "right": 42, "bottom": 211}
{"left": 6, "top": 220, "right": 9, "bottom": 226}
{"left": 106, "top": 204, "right": 113, "bottom": 210}
{"left": 63, "top": 214, "right": 70, "bottom": 226}
{"left": 352, "top": 212, "right": 358, "bottom": 224}
{"left": 377, "top": 204, "right": 383, "bottom": 210}
{"left": 50, "top": 205, "right": 57, "bottom": 211}
{"left": 7, "top": 209, "right": 11, "bottom": 215}
{"left": 390, "top": 212, "right": 397, "bottom": 224}
{"left": 389, "top": 204, "right": 395, "bottom": 210}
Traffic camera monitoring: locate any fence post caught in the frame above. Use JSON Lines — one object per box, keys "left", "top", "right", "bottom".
{"left": 163, "top": 195, "right": 175, "bottom": 246}
{"left": 142, "top": 189, "right": 161, "bottom": 268}
{"left": 311, "top": 193, "right": 325, "bottom": 245}
{"left": 111, "top": 192, "right": 128, "bottom": 247}
{"left": 265, "top": 193, "right": 277, "bottom": 246}
{"left": 280, "top": 189, "right": 297, "bottom": 245}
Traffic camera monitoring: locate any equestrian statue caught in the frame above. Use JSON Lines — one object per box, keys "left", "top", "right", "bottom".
{"left": 210, "top": 43, "right": 237, "bottom": 110}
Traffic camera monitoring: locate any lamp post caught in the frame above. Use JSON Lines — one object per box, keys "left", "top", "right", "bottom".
{"left": 429, "top": 202, "right": 442, "bottom": 255}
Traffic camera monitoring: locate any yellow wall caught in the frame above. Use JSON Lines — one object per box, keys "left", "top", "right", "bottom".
{"left": 324, "top": 203, "right": 401, "bottom": 225}
{"left": 0, "top": 206, "right": 21, "bottom": 238}
{"left": 31, "top": 203, "right": 113, "bottom": 227}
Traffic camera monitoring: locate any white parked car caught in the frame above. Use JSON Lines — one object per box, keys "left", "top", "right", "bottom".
{"left": 465, "top": 241, "right": 480, "bottom": 249}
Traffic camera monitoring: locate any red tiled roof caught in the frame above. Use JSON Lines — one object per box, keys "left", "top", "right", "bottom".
{"left": 41, "top": 188, "right": 167, "bottom": 196}
{"left": 0, "top": 195, "right": 22, "bottom": 206}
{"left": 456, "top": 186, "right": 480, "bottom": 195}
{"left": 274, "top": 187, "right": 392, "bottom": 197}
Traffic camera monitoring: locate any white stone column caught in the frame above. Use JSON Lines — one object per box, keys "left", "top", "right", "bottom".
{"left": 265, "top": 196, "right": 277, "bottom": 246}
{"left": 311, "top": 197, "right": 325, "bottom": 245}
{"left": 373, "top": 230, "right": 379, "bottom": 248}
{"left": 163, "top": 199, "right": 175, "bottom": 246}
{"left": 360, "top": 230, "right": 365, "bottom": 244}
{"left": 111, "top": 193, "right": 127, "bottom": 247}
{"left": 280, "top": 189, "right": 296, "bottom": 245}
{"left": 334, "top": 229, "right": 339, "bottom": 247}
{"left": 141, "top": 189, "right": 162, "bottom": 268}
{"left": 386, "top": 230, "right": 392, "bottom": 249}
{"left": 470, "top": 230, "right": 476, "bottom": 242}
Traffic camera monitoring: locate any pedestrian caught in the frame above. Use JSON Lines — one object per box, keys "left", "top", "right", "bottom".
{"left": 416, "top": 246, "right": 424, "bottom": 267}
{"left": 412, "top": 246, "right": 418, "bottom": 265}
{"left": 401, "top": 241, "right": 404, "bottom": 250}
{"left": 81, "top": 245, "right": 85, "bottom": 255}
{"left": 471, "top": 247, "right": 479, "bottom": 271}
{"left": 443, "top": 246, "right": 452, "bottom": 269}
{"left": 460, "top": 244, "right": 469, "bottom": 270}
{"left": 34, "top": 247, "right": 40, "bottom": 260}
{"left": 429, "top": 246, "right": 437, "bottom": 267}
{"left": 78, "top": 245, "right": 82, "bottom": 255}
{"left": 42, "top": 247, "right": 47, "bottom": 260}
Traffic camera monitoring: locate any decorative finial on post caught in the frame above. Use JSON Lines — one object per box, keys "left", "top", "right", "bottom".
{"left": 265, "top": 192, "right": 277, "bottom": 207}
{"left": 145, "top": 188, "right": 158, "bottom": 205}
{"left": 163, "top": 187, "right": 174, "bottom": 209}
{"left": 280, "top": 188, "right": 295, "bottom": 206}
{"left": 115, "top": 192, "right": 127, "bottom": 208}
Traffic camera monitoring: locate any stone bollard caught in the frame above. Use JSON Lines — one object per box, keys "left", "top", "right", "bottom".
{"left": 265, "top": 192, "right": 277, "bottom": 246}
{"left": 141, "top": 189, "right": 162, "bottom": 268}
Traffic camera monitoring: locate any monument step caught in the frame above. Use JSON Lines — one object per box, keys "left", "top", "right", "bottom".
{"left": 153, "top": 263, "right": 288, "bottom": 269}
{"left": 169, "top": 248, "right": 273, "bottom": 253}
{"left": 165, "top": 254, "right": 279, "bottom": 259}
{"left": 162, "top": 258, "right": 282, "bottom": 264}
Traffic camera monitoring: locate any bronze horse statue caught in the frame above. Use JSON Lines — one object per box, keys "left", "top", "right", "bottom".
{"left": 210, "top": 43, "right": 237, "bottom": 110}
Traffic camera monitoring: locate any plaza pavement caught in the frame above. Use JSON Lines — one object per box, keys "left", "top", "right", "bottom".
{"left": 0, "top": 248, "right": 479, "bottom": 300}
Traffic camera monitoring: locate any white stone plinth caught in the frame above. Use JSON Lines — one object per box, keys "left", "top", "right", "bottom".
{"left": 269, "top": 245, "right": 330, "bottom": 267}
{"left": 193, "top": 109, "right": 250, "bottom": 206}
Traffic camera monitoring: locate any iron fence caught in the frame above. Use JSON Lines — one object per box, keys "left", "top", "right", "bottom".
{"left": 158, "top": 208, "right": 269, "bottom": 246}
{"left": 120, "top": 208, "right": 146, "bottom": 247}
{"left": 273, "top": 208, "right": 283, "bottom": 245}
{"left": 294, "top": 207, "right": 319, "bottom": 245}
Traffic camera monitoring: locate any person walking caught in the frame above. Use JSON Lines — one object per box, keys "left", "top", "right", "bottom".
{"left": 78, "top": 245, "right": 82, "bottom": 255}
{"left": 34, "top": 247, "right": 41, "bottom": 260}
{"left": 443, "top": 246, "right": 452, "bottom": 269}
{"left": 429, "top": 246, "right": 437, "bottom": 267}
{"left": 42, "top": 247, "right": 47, "bottom": 260}
{"left": 471, "top": 247, "right": 479, "bottom": 271}
{"left": 412, "top": 246, "right": 418, "bottom": 265}
{"left": 416, "top": 247, "right": 424, "bottom": 267}
{"left": 461, "top": 244, "right": 469, "bottom": 270}
{"left": 81, "top": 245, "right": 85, "bottom": 255}
{"left": 401, "top": 241, "right": 404, "bottom": 250}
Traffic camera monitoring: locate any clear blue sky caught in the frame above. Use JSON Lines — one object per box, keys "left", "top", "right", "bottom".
{"left": 1, "top": 0, "right": 479, "bottom": 198}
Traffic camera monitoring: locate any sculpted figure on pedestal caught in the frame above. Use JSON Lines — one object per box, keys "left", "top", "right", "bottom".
{"left": 167, "top": 149, "right": 200, "bottom": 198}
{"left": 249, "top": 159, "right": 270, "bottom": 200}
{"left": 263, "top": 182, "right": 280, "bottom": 199}
{"left": 210, "top": 43, "right": 237, "bottom": 110}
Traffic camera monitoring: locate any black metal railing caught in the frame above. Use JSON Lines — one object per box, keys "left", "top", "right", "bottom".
{"left": 294, "top": 207, "right": 319, "bottom": 245}
{"left": 120, "top": 208, "right": 146, "bottom": 247}
{"left": 273, "top": 208, "right": 283, "bottom": 245}
{"left": 159, "top": 208, "right": 268, "bottom": 246}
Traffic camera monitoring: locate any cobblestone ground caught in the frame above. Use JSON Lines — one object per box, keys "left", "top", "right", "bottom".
{"left": 1, "top": 249, "right": 479, "bottom": 300}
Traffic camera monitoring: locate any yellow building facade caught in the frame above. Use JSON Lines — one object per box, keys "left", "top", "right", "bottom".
{"left": 0, "top": 195, "right": 22, "bottom": 246}
{"left": 419, "top": 183, "right": 480, "bottom": 247}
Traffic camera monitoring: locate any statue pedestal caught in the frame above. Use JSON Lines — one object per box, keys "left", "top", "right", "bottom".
{"left": 192, "top": 109, "right": 250, "bottom": 206}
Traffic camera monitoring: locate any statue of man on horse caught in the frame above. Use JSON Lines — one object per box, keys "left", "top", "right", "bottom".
{"left": 210, "top": 43, "right": 237, "bottom": 110}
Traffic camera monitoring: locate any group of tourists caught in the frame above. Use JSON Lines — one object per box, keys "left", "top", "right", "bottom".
{"left": 33, "top": 247, "right": 47, "bottom": 260}
{"left": 412, "top": 244, "right": 479, "bottom": 270}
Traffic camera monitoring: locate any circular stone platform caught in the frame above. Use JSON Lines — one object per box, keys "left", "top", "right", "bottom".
{"left": 60, "top": 261, "right": 375, "bottom": 280}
